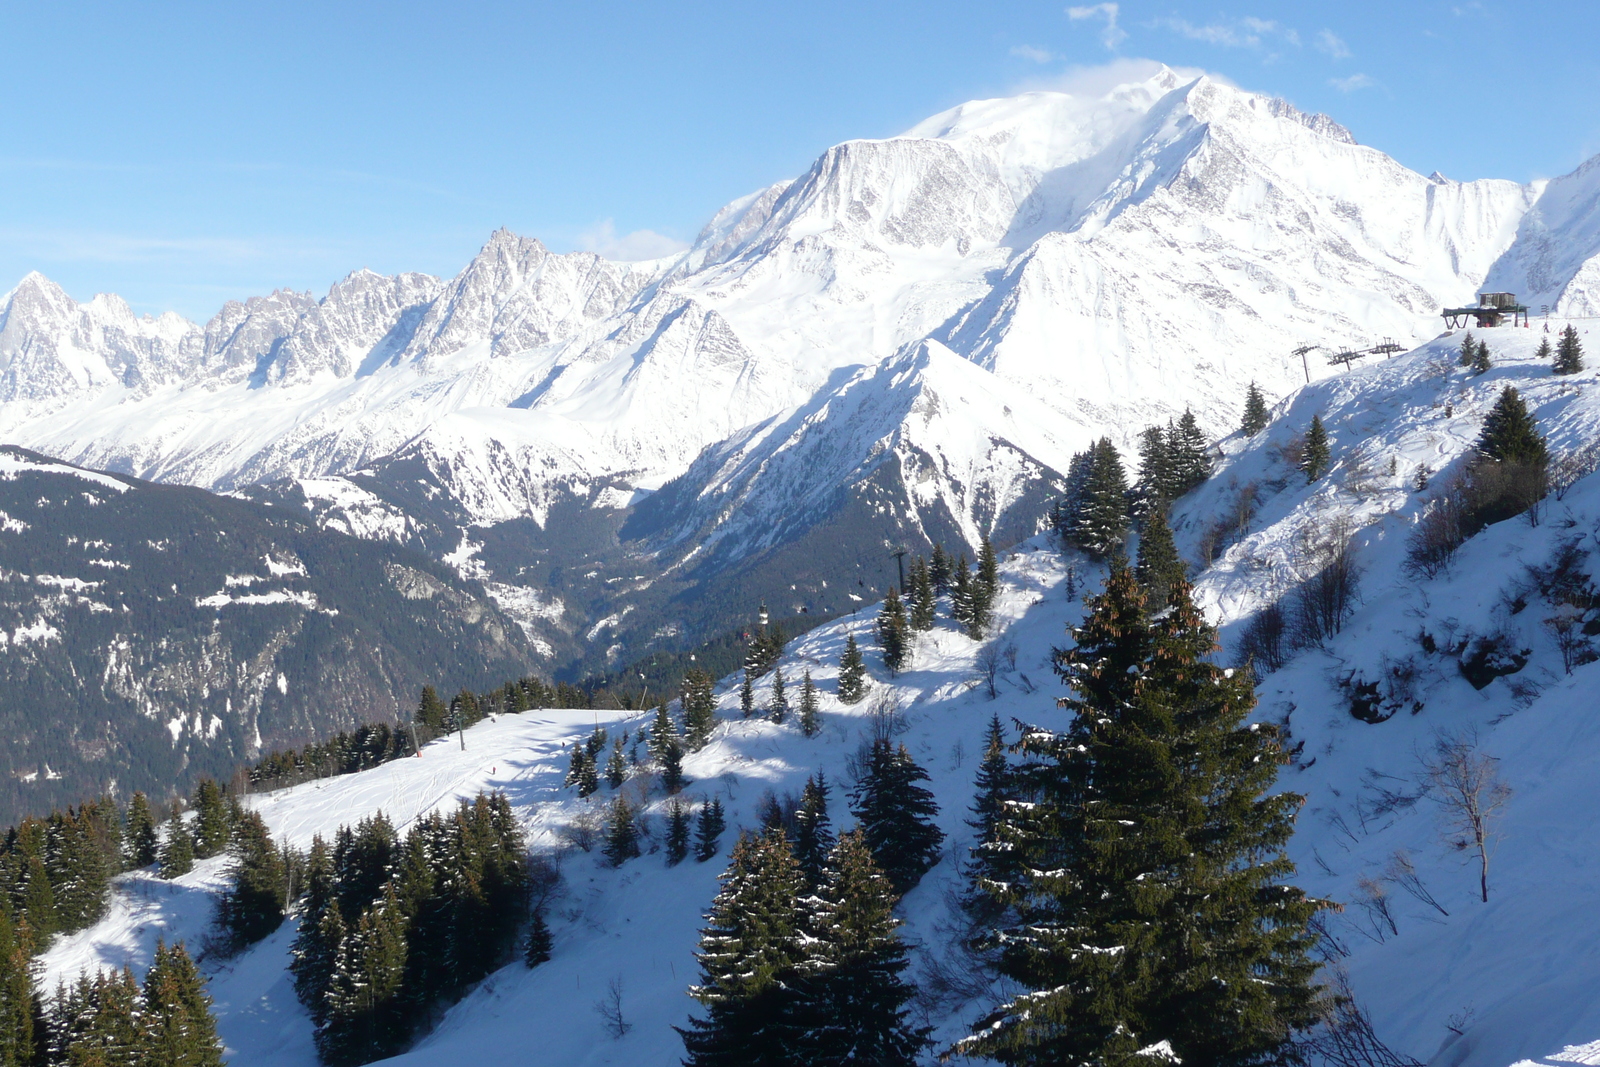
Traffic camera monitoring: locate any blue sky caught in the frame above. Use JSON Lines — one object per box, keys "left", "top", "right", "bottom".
{"left": 3, "top": 0, "right": 1597, "bottom": 321}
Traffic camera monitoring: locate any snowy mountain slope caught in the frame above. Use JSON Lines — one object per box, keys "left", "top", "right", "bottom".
{"left": 1485, "top": 155, "right": 1600, "bottom": 317}
{"left": 39, "top": 389, "right": 1600, "bottom": 1067}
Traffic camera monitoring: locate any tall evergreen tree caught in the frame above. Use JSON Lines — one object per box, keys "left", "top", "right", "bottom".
{"left": 1300, "top": 414, "right": 1331, "bottom": 482}
{"left": 908, "top": 557, "right": 936, "bottom": 632}
{"left": 159, "top": 814, "right": 193, "bottom": 880}
{"left": 290, "top": 837, "right": 340, "bottom": 1024}
{"left": 792, "top": 774, "right": 835, "bottom": 886}
{"left": 803, "top": 832, "right": 930, "bottom": 1067}
{"left": 1070, "top": 438, "right": 1131, "bottom": 557}
{"left": 695, "top": 799, "right": 727, "bottom": 862}
{"left": 836, "top": 635, "right": 868, "bottom": 706}
{"left": 1555, "top": 323, "right": 1585, "bottom": 375}
{"left": 957, "top": 560, "right": 1325, "bottom": 1065}
{"left": 950, "top": 554, "right": 974, "bottom": 628}
{"left": 605, "top": 738, "right": 628, "bottom": 788}
{"left": 666, "top": 798, "right": 692, "bottom": 866}
{"left": 929, "top": 545, "right": 952, "bottom": 594}
{"left": 603, "top": 794, "right": 640, "bottom": 867}
{"left": 768, "top": 667, "right": 789, "bottom": 725}
{"left": 142, "top": 939, "right": 226, "bottom": 1067}
{"left": 1241, "top": 381, "right": 1270, "bottom": 435}
{"left": 798, "top": 672, "right": 821, "bottom": 739}
{"left": 318, "top": 888, "right": 408, "bottom": 1066}
{"left": 1167, "top": 410, "right": 1211, "bottom": 496}
{"left": 0, "top": 904, "right": 33, "bottom": 1067}
{"left": 124, "top": 793, "right": 159, "bottom": 869}
{"left": 1135, "top": 508, "right": 1186, "bottom": 610}
{"left": 963, "top": 714, "right": 1015, "bottom": 924}
{"left": 1136, "top": 424, "right": 1174, "bottom": 508}
{"left": 190, "top": 780, "right": 230, "bottom": 860}
{"left": 524, "top": 907, "right": 553, "bottom": 967}
{"left": 682, "top": 670, "right": 719, "bottom": 751}
{"left": 967, "top": 537, "right": 999, "bottom": 640}
{"left": 1471, "top": 338, "right": 1493, "bottom": 375}
{"left": 678, "top": 833, "right": 809, "bottom": 1067}
{"left": 875, "top": 588, "right": 909, "bottom": 676}
{"left": 740, "top": 671, "right": 756, "bottom": 719}
{"left": 48, "top": 808, "right": 111, "bottom": 932}
{"left": 1458, "top": 331, "right": 1478, "bottom": 367}
{"left": 214, "top": 809, "right": 287, "bottom": 955}
{"left": 1477, "top": 386, "right": 1547, "bottom": 465}
{"left": 416, "top": 685, "right": 449, "bottom": 730}
{"left": 849, "top": 741, "right": 944, "bottom": 896}
{"left": 649, "top": 702, "right": 680, "bottom": 766}
{"left": 661, "top": 738, "right": 689, "bottom": 796}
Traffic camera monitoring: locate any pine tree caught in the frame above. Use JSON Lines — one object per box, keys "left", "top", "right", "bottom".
{"left": 682, "top": 669, "right": 719, "bottom": 750}
{"left": 950, "top": 554, "right": 974, "bottom": 628}
{"left": 740, "top": 671, "right": 756, "bottom": 719}
{"left": 1241, "top": 381, "right": 1270, "bottom": 435}
{"left": 1471, "top": 338, "right": 1493, "bottom": 375}
{"left": 124, "top": 792, "right": 159, "bottom": 869}
{"left": 908, "top": 557, "right": 935, "bottom": 631}
{"left": 956, "top": 560, "right": 1325, "bottom": 1065}
{"left": 797, "top": 672, "right": 821, "bottom": 739}
{"left": 49, "top": 807, "right": 110, "bottom": 932}
{"left": 603, "top": 794, "right": 640, "bottom": 867}
{"left": 929, "top": 545, "right": 952, "bottom": 594}
{"left": 677, "top": 833, "right": 809, "bottom": 1067}
{"left": 792, "top": 774, "right": 835, "bottom": 886}
{"left": 290, "top": 837, "right": 340, "bottom": 1024}
{"left": 876, "top": 588, "right": 909, "bottom": 676}
{"left": 159, "top": 814, "right": 193, "bottom": 880}
{"left": 1477, "top": 386, "right": 1547, "bottom": 465}
{"left": 1459, "top": 331, "right": 1478, "bottom": 367}
{"left": 318, "top": 888, "right": 408, "bottom": 1066}
{"left": 966, "top": 536, "right": 999, "bottom": 640}
{"left": 803, "top": 831, "right": 931, "bottom": 1067}
{"left": 1135, "top": 507, "right": 1186, "bottom": 610}
{"left": 0, "top": 905, "right": 34, "bottom": 1067}
{"left": 849, "top": 741, "right": 944, "bottom": 896}
{"left": 605, "top": 737, "right": 628, "bottom": 788}
{"left": 142, "top": 940, "right": 225, "bottom": 1067}
{"left": 1555, "top": 324, "right": 1585, "bottom": 374}
{"left": 585, "top": 726, "right": 608, "bottom": 761}
{"left": 649, "top": 702, "right": 679, "bottom": 765}
{"left": 214, "top": 809, "right": 286, "bottom": 955}
{"left": 1136, "top": 424, "right": 1173, "bottom": 508}
{"left": 524, "top": 907, "right": 552, "bottom": 967}
{"left": 768, "top": 667, "right": 789, "bottom": 724}
{"left": 59, "top": 966, "right": 144, "bottom": 1067}
{"left": 695, "top": 799, "right": 727, "bottom": 862}
{"left": 190, "top": 780, "right": 230, "bottom": 860}
{"left": 416, "top": 685, "right": 449, "bottom": 729}
{"left": 1070, "top": 438, "right": 1131, "bottom": 557}
{"left": 1167, "top": 410, "right": 1211, "bottom": 496}
{"left": 661, "top": 738, "right": 689, "bottom": 795}
{"left": 1300, "top": 414, "right": 1331, "bottom": 481}
{"left": 837, "top": 635, "right": 868, "bottom": 706}
{"left": 666, "top": 799, "right": 692, "bottom": 866}
{"left": 962, "top": 714, "right": 1016, "bottom": 925}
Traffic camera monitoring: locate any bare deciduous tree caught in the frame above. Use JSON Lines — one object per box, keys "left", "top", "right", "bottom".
{"left": 1237, "top": 600, "right": 1289, "bottom": 675}
{"left": 975, "top": 642, "right": 1016, "bottom": 699}
{"left": 595, "top": 976, "right": 632, "bottom": 1038}
{"left": 1303, "top": 970, "right": 1424, "bottom": 1067}
{"left": 1422, "top": 732, "right": 1511, "bottom": 903}
{"left": 1292, "top": 517, "right": 1363, "bottom": 647}
{"left": 1383, "top": 850, "right": 1448, "bottom": 918}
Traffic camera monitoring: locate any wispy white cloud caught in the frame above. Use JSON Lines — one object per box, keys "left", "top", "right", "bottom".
{"left": 576, "top": 220, "right": 688, "bottom": 262}
{"left": 1066, "top": 3, "right": 1127, "bottom": 50}
{"left": 1011, "top": 57, "right": 1217, "bottom": 98}
{"left": 1010, "top": 44, "right": 1055, "bottom": 63}
{"left": 1149, "top": 15, "right": 1298, "bottom": 50}
{"left": 1330, "top": 73, "right": 1374, "bottom": 92}
{"left": 1315, "top": 29, "right": 1351, "bottom": 59}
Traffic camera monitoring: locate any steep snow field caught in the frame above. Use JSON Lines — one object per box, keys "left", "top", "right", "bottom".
{"left": 34, "top": 315, "right": 1600, "bottom": 1067}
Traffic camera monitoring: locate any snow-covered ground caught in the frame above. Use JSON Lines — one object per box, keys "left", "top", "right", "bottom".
{"left": 36, "top": 321, "right": 1600, "bottom": 1067}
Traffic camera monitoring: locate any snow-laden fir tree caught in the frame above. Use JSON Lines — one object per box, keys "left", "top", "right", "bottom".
{"left": 740, "top": 671, "right": 756, "bottom": 718}
{"left": 1241, "top": 381, "right": 1270, "bottom": 434}
{"left": 190, "top": 779, "right": 230, "bottom": 860}
{"left": 1300, "top": 414, "right": 1330, "bottom": 482}
{"left": 1471, "top": 338, "right": 1493, "bottom": 375}
{"left": 214, "top": 809, "right": 287, "bottom": 955}
{"left": 678, "top": 832, "right": 809, "bottom": 1067}
{"left": 876, "top": 588, "right": 909, "bottom": 676}
{"left": 666, "top": 798, "right": 692, "bottom": 866}
{"left": 649, "top": 702, "right": 679, "bottom": 765}
{"left": 695, "top": 798, "right": 727, "bottom": 862}
{"left": 950, "top": 553, "right": 974, "bottom": 628}
{"left": 963, "top": 713, "right": 1015, "bottom": 925}
{"left": 124, "top": 792, "right": 158, "bottom": 869}
{"left": 159, "top": 813, "right": 193, "bottom": 880}
{"left": 1136, "top": 425, "right": 1173, "bottom": 508}
{"left": 798, "top": 671, "right": 821, "bottom": 738}
{"left": 524, "top": 907, "right": 552, "bottom": 967}
{"left": 929, "top": 544, "right": 952, "bottom": 594}
{"left": 681, "top": 669, "right": 719, "bottom": 750}
{"left": 908, "top": 556, "right": 935, "bottom": 631}
{"left": 318, "top": 887, "right": 409, "bottom": 1066}
{"left": 1135, "top": 508, "right": 1186, "bottom": 610}
{"left": 0, "top": 904, "right": 34, "bottom": 1067}
{"left": 849, "top": 740, "right": 944, "bottom": 896}
{"left": 792, "top": 773, "right": 835, "bottom": 886}
{"left": 140, "top": 939, "right": 226, "bottom": 1067}
{"left": 1477, "top": 386, "right": 1546, "bottom": 465}
{"left": 604, "top": 795, "right": 640, "bottom": 867}
{"left": 1458, "top": 331, "right": 1478, "bottom": 367}
{"left": 801, "top": 831, "right": 931, "bottom": 1067}
{"left": 1167, "top": 410, "right": 1211, "bottom": 496}
{"left": 768, "top": 667, "right": 789, "bottom": 724}
{"left": 1555, "top": 323, "right": 1585, "bottom": 375}
{"left": 1069, "top": 438, "right": 1131, "bottom": 557}
{"left": 564, "top": 745, "right": 599, "bottom": 798}
{"left": 967, "top": 537, "right": 999, "bottom": 640}
{"left": 957, "top": 560, "right": 1324, "bottom": 1066}
{"left": 605, "top": 738, "right": 628, "bottom": 788}
{"left": 837, "top": 635, "right": 868, "bottom": 705}
{"left": 290, "top": 836, "right": 341, "bottom": 1025}
{"left": 661, "top": 737, "right": 689, "bottom": 795}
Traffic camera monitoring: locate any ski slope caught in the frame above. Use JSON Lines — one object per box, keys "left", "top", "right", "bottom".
{"left": 36, "top": 321, "right": 1600, "bottom": 1066}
